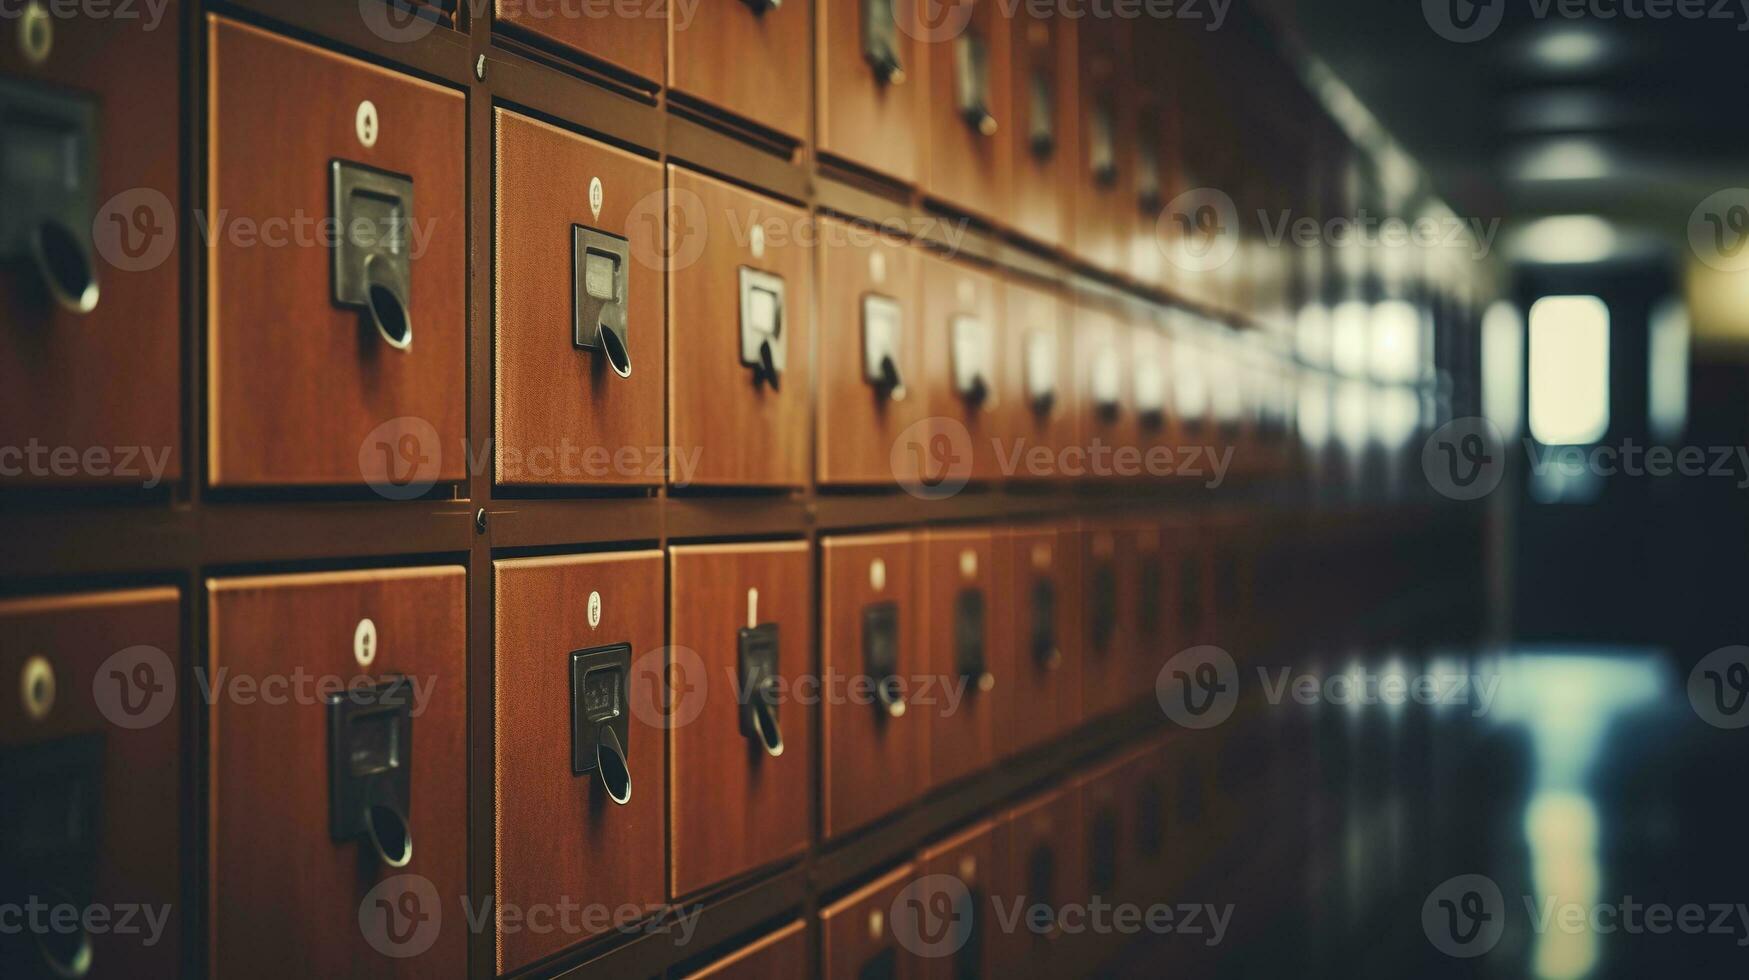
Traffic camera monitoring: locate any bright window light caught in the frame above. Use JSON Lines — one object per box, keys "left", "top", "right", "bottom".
{"left": 1482, "top": 301, "right": 1525, "bottom": 438}
{"left": 1529, "top": 295, "right": 1610, "bottom": 445}
{"left": 1648, "top": 297, "right": 1689, "bottom": 443}
{"left": 1368, "top": 300, "right": 1421, "bottom": 383}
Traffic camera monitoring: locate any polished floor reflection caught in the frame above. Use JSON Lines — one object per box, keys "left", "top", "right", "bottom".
{"left": 1109, "top": 646, "right": 1748, "bottom": 978}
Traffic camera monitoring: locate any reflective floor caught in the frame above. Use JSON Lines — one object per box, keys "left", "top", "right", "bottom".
{"left": 1111, "top": 646, "right": 1749, "bottom": 978}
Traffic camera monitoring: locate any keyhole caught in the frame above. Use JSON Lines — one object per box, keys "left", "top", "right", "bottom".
{"left": 21, "top": 656, "right": 54, "bottom": 720}
{"left": 354, "top": 618, "right": 378, "bottom": 668}
{"left": 356, "top": 100, "right": 380, "bottom": 148}
{"left": 21, "top": 2, "right": 51, "bottom": 64}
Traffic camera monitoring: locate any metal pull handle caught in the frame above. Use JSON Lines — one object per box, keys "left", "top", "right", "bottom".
{"left": 331, "top": 161, "right": 416, "bottom": 351}
{"left": 363, "top": 801, "right": 414, "bottom": 869}
{"left": 32, "top": 886, "right": 95, "bottom": 978}
{"left": 876, "top": 353, "right": 906, "bottom": 402}
{"left": 1, "top": 80, "right": 100, "bottom": 316}
{"left": 875, "top": 674, "right": 907, "bottom": 718}
{"left": 954, "top": 33, "right": 997, "bottom": 136}
{"left": 29, "top": 219, "right": 100, "bottom": 315}
{"left": 863, "top": 0, "right": 905, "bottom": 85}
{"left": 963, "top": 373, "right": 989, "bottom": 409}
{"left": 596, "top": 723, "right": 633, "bottom": 806}
{"left": 575, "top": 227, "right": 633, "bottom": 379}
{"left": 749, "top": 677, "right": 784, "bottom": 758}
{"left": 1028, "top": 70, "right": 1055, "bottom": 159}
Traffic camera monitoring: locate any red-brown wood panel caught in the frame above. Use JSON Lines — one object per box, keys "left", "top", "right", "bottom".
{"left": 998, "top": 279, "right": 1075, "bottom": 480}
{"left": 495, "top": 109, "right": 667, "bottom": 486}
{"left": 918, "top": 528, "right": 998, "bottom": 792}
{"left": 681, "top": 918, "right": 808, "bottom": 980}
{"left": 914, "top": 820, "right": 997, "bottom": 980}
{"left": 493, "top": 550, "right": 666, "bottom": 973}
{"left": 919, "top": 0, "right": 1011, "bottom": 219}
{"left": 495, "top": 0, "right": 664, "bottom": 84}
{"left": 668, "top": 541, "right": 813, "bottom": 898}
{"left": 1007, "top": 7, "right": 1075, "bottom": 249}
{"left": 816, "top": 218, "right": 927, "bottom": 486}
{"left": 817, "top": 0, "right": 924, "bottom": 182}
{"left": 997, "top": 523, "right": 1081, "bottom": 759}
{"left": 1078, "top": 520, "right": 1137, "bottom": 719}
{"left": 1071, "top": 302, "right": 1133, "bottom": 480}
{"left": 207, "top": 18, "right": 466, "bottom": 488}
{"left": 991, "top": 784, "right": 1085, "bottom": 980}
{"left": 1071, "top": 16, "right": 1133, "bottom": 275}
{"left": 670, "top": 0, "right": 812, "bottom": 139}
{"left": 921, "top": 254, "right": 1005, "bottom": 484}
{"left": 667, "top": 167, "right": 813, "bottom": 487}
{"left": 0, "top": 588, "right": 181, "bottom": 978}
{"left": 208, "top": 567, "right": 466, "bottom": 978}
{"left": 821, "top": 863, "right": 919, "bottom": 980}
{"left": 821, "top": 532, "right": 924, "bottom": 839}
{"left": 0, "top": 5, "right": 182, "bottom": 488}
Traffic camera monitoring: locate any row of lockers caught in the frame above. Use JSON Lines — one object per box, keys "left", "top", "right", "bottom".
{"left": 483, "top": 0, "right": 1334, "bottom": 285}
{"left": 4, "top": 13, "right": 1328, "bottom": 493}
{"left": 694, "top": 731, "right": 1227, "bottom": 980}
{"left": 0, "top": 515, "right": 1246, "bottom": 976}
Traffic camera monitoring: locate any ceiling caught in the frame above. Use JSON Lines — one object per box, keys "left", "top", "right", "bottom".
{"left": 1264, "top": 0, "right": 1749, "bottom": 264}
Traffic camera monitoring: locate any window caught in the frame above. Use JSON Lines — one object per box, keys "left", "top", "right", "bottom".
{"left": 1647, "top": 297, "right": 1689, "bottom": 443}
{"left": 1528, "top": 295, "right": 1610, "bottom": 445}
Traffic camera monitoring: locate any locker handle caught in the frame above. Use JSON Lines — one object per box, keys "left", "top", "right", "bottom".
{"left": 595, "top": 724, "right": 633, "bottom": 806}
{"left": 954, "top": 32, "right": 997, "bottom": 136}
{"left": 30, "top": 219, "right": 99, "bottom": 315}
{"left": 331, "top": 160, "right": 415, "bottom": 351}
{"left": 364, "top": 802, "right": 414, "bottom": 869}
{"left": 863, "top": 0, "right": 905, "bottom": 85}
